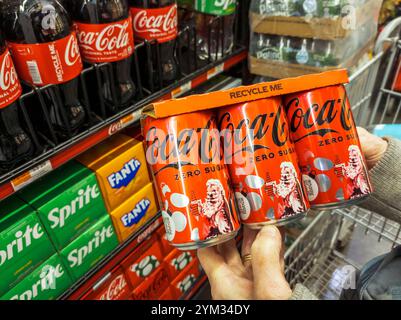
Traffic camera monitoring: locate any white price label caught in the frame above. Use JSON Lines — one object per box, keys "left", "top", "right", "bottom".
{"left": 11, "top": 160, "right": 53, "bottom": 192}
{"left": 207, "top": 63, "right": 225, "bottom": 80}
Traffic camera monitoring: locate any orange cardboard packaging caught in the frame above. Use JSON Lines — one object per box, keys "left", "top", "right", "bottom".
{"left": 110, "top": 183, "right": 159, "bottom": 243}
{"left": 77, "top": 134, "right": 150, "bottom": 212}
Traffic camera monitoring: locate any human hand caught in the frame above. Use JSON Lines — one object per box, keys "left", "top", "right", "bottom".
{"left": 197, "top": 226, "right": 292, "bottom": 300}
{"left": 357, "top": 127, "right": 388, "bottom": 170}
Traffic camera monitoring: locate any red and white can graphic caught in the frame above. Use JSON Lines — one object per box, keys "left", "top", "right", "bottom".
{"left": 284, "top": 85, "right": 373, "bottom": 209}
{"left": 142, "top": 110, "right": 240, "bottom": 250}
{"left": 7, "top": 32, "right": 83, "bottom": 86}
{"left": 131, "top": 4, "right": 178, "bottom": 43}
{"left": 0, "top": 48, "right": 22, "bottom": 109}
{"left": 75, "top": 17, "right": 135, "bottom": 64}
{"left": 217, "top": 98, "right": 309, "bottom": 228}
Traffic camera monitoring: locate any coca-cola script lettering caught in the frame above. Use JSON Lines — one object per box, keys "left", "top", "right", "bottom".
{"left": 75, "top": 17, "right": 134, "bottom": 63}
{"left": 0, "top": 49, "right": 22, "bottom": 108}
{"left": 131, "top": 4, "right": 178, "bottom": 43}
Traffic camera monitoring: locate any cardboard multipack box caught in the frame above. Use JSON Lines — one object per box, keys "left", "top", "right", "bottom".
{"left": 158, "top": 286, "right": 178, "bottom": 300}
{"left": 170, "top": 259, "right": 201, "bottom": 299}
{"left": 0, "top": 196, "right": 55, "bottom": 296}
{"left": 60, "top": 215, "right": 119, "bottom": 281}
{"left": 155, "top": 226, "right": 174, "bottom": 256}
{"left": 163, "top": 249, "right": 196, "bottom": 280}
{"left": 249, "top": 0, "right": 381, "bottom": 40}
{"left": 131, "top": 265, "right": 170, "bottom": 300}
{"left": 77, "top": 134, "right": 150, "bottom": 212}
{"left": 1, "top": 254, "right": 72, "bottom": 300}
{"left": 122, "top": 236, "right": 164, "bottom": 289}
{"left": 18, "top": 160, "right": 108, "bottom": 250}
{"left": 110, "top": 182, "right": 158, "bottom": 243}
{"left": 82, "top": 267, "right": 132, "bottom": 300}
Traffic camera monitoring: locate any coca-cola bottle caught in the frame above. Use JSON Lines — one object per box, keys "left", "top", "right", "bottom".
{"left": 1, "top": 0, "right": 86, "bottom": 136}
{"left": 0, "top": 30, "right": 33, "bottom": 169}
{"left": 194, "top": 0, "right": 236, "bottom": 61}
{"left": 72, "top": 0, "right": 136, "bottom": 112}
{"left": 129, "top": 0, "right": 178, "bottom": 84}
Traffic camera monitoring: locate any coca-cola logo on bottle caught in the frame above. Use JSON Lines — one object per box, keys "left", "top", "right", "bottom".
{"left": 65, "top": 34, "right": 81, "bottom": 67}
{"left": 99, "top": 275, "right": 127, "bottom": 300}
{"left": 78, "top": 21, "right": 131, "bottom": 52}
{"left": 0, "top": 52, "right": 18, "bottom": 92}
{"left": 131, "top": 4, "right": 178, "bottom": 42}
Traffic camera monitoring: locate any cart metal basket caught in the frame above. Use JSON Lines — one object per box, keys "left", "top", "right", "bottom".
{"left": 284, "top": 17, "right": 401, "bottom": 300}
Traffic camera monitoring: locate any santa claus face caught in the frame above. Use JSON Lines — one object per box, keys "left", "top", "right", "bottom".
{"left": 349, "top": 149, "right": 362, "bottom": 170}
{"left": 280, "top": 165, "right": 296, "bottom": 190}
{"left": 205, "top": 182, "right": 224, "bottom": 217}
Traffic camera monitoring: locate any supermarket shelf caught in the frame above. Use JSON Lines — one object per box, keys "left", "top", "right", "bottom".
{"left": 59, "top": 213, "right": 163, "bottom": 300}
{"left": 0, "top": 48, "right": 247, "bottom": 202}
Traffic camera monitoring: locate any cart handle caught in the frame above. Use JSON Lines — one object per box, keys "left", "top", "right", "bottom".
{"left": 375, "top": 17, "right": 401, "bottom": 54}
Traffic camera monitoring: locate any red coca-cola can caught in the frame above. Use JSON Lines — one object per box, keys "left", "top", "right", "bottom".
{"left": 217, "top": 98, "right": 309, "bottom": 228}
{"left": 142, "top": 110, "right": 241, "bottom": 250}
{"left": 284, "top": 85, "right": 373, "bottom": 209}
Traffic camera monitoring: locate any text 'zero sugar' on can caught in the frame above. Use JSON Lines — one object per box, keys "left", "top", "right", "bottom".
{"left": 217, "top": 98, "right": 309, "bottom": 228}
{"left": 284, "top": 85, "right": 373, "bottom": 209}
{"left": 142, "top": 110, "right": 240, "bottom": 250}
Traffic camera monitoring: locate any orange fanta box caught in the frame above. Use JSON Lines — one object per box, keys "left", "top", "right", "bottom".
{"left": 110, "top": 182, "right": 159, "bottom": 243}
{"left": 77, "top": 134, "right": 150, "bottom": 212}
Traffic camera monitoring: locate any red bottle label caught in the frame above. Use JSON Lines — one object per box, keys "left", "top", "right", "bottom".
{"left": 0, "top": 49, "right": 22, "bottom": 109}
{"left": 7, "top": 32, "right": 83, "bottom": 87}
{"left": 75, "top": 17, "right": 135, "bottom": 64}
{"left": 131, "top": 4, "right": 178, "bottom": 43}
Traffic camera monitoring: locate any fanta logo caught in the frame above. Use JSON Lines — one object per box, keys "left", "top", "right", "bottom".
{"left": 67, "top": 225, "right": 114, "bottom": 268}
{"left": 286, "top": 96, "right": 353, "bottom": 142}
{"left": 9, "top": 264, "right": 65, "bottom": 300}
{"left": 121, "top": 198, "right": 151, "bottom": 227}
{"left": 107, "top": 159, "right": 141, "bottom": 189}
{"left": 0, "top": 223, "right": 44, "bottom": 267}
{"left": 99, "top": 274, "right": 127, "bottom": 300}
{"left": 77, "top": 20, "right": 132, "bottom": 52}
{"left": 0, "top": 51, "right": 18, "bottom": 91}
{"left": 133, "top": 5, "right": 177, "bottom": 35}
{"left": 65, "top": 34, "right": 81, "bottom": 67}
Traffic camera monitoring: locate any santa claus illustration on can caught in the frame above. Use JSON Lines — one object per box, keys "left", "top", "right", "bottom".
{"left": 336, "top": 145, "right": 371, "bottom": 199}
{"left": 266, "top": 162, "right": 307, "bottom": 219}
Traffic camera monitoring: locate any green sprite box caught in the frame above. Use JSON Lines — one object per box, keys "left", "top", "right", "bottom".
{"left": 0, "top": 196, "right": 55, "bottom": 296}
{"left": 195, "top": 0, "right": 236, "bottom": 15}
{"left": 18, "top": 160, "right": 108, "bottom": 250}
{"left": 1, "top": 254, "right": 72, "bottom": 300}
{"left": 60, "top": 215, "right": 118, "bottom": 281}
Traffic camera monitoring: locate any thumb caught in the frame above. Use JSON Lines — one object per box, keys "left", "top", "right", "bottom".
{"left": 251, "top": 226, "right": 292, "bottom": 300}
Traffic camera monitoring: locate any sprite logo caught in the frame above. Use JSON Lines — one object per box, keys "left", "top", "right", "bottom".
{"left": 195, "top": 0, "right": 236, "bottom": 15}
{"left": 48, "top": 184, "right": 101, "bottom": 229}
{"left": 107, "top": 158, "right": 141, "bottom": 189}
{"left": 0, "top": 223, "right": 44, "bottom": 267}
{"left": 67, "top": 225, "right": 114, "bottom": 268}
{"left": 10, "top": 264, "right": 64, "bottom": 300}
{"left": 121, "top": 198, "right": 151, "bottom": 227}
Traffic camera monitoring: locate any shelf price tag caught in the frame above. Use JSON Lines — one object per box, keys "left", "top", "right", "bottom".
{"left": 207, "top": 63, "right": 225, "bottom": 80}
{"left": 11, "top": 160, "right": 53, "bottom": 192}
{"left": 108, "top": 109, "right": 143, "bottom": 136}
{"left": 171, "top": 81, "right": 192, "bottom": 99}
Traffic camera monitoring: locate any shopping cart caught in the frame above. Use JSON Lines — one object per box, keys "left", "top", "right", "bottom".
{"left": 284, "top": 17, "right": 401, "bottom": 300}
